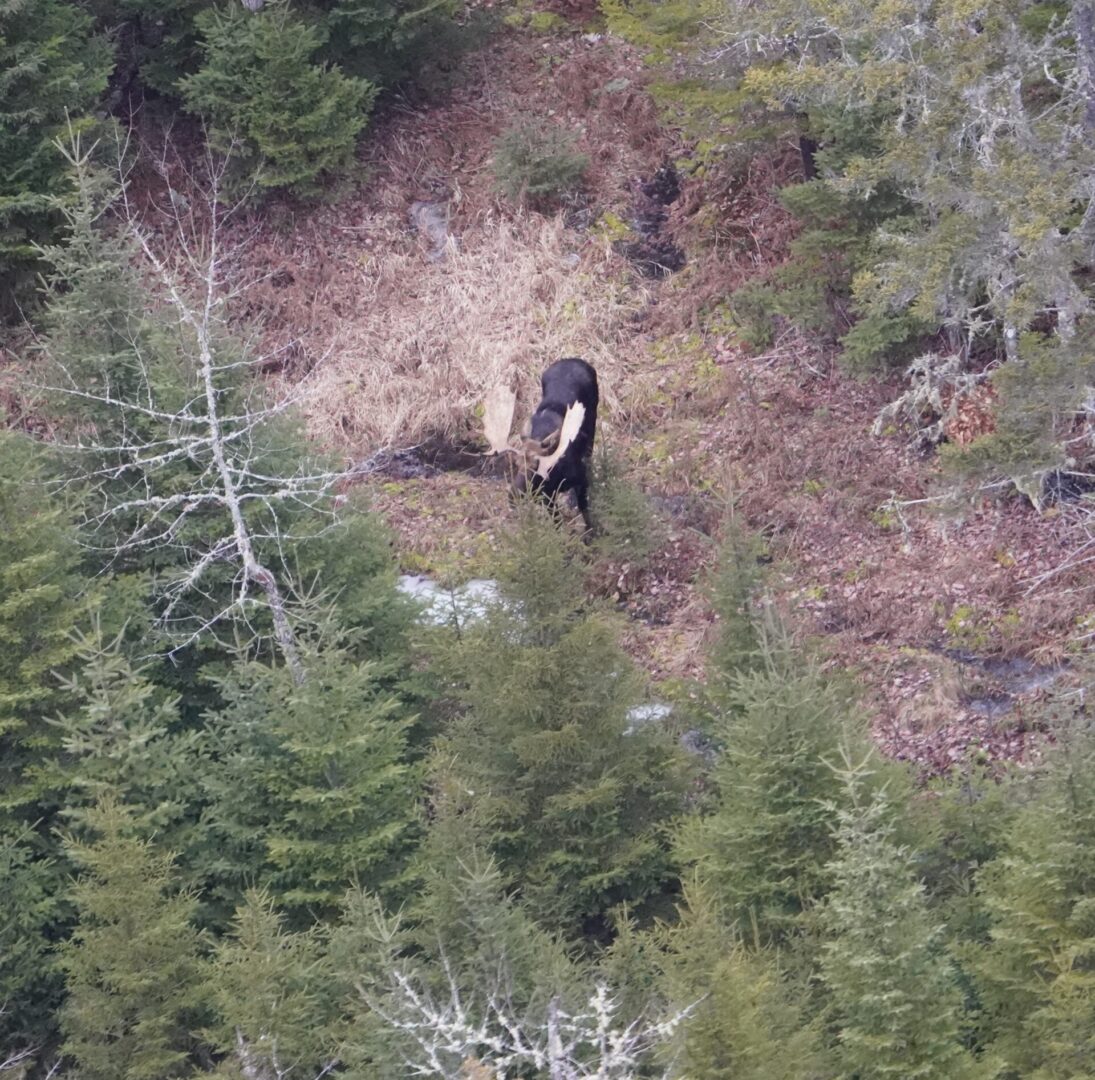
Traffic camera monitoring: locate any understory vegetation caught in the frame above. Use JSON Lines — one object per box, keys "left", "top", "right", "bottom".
{"left": 4, "top": 337, "right": 1094, "bottom": 1074}
{"left": 606, "top": 0, "right": 1095, "bottom": 506}
{"left": 3, "top": 0, "right": 1095, "bottom": 1077}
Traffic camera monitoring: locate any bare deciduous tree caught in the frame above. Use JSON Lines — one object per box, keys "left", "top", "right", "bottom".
{"left": 361, "top": 954, "right": 698, "bottom": 1080}
{"left": 39, "top": 135, "right": 351, "bottom": 683}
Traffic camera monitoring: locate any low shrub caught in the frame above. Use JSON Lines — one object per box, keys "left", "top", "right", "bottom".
{"left": 590, "top": 447, "right": 665, "bottom": 566}
{"left": 491, "top": 121, "right": 589, "bottom": 204}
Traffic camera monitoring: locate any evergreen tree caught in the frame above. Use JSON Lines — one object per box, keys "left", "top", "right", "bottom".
{"left": 427, "top": 512, "right": 686, "bottom": 936}
{"left": 334, "top": 839, "right": 586, "bottom": 1078}
{"left": 0, "top": 430, "right": 88, "bottom": 820}
{"left": 82, "top": 0, "right": 209, "bottom": 97}
{"left": 202, "top": 633, "right": 420, "bottom": 923}
{"left": 315, "top": 0, "right": 461, "bottom": 81}
{"left": 338, "top": 844, "right": 688, "bottom": 1079}
{"left": 59, "top": 797, "right": 209, "bottom": 1080}
{"left": 973, "top": 715, "right": 1095, "bottom": 1078}
{"left": 0, "top": 826, "right": 63, "bottom": 1055}
{"left": 657, "top": 877, "right": 830, "bottom": 1079}
{"left": 35, "top": 137, "right": 205, "bottom": 581}
{"left": 675, "top": 610, "right": 890, "bottom": 946}
{"left": 47, "top": 639, "right": 207, "bottom": 862}
{"left": 818, "top": 763, "right": 980, "bottom": 1080}
{"left": 912, "top": 761, "right": 1019, "bottom": 952}
{"left": 209, "top": 890, "right": 338, "bottom": 1079}
{"left": 37, "top": 145, "right": 378, "bottom": 679}
{"left": 180, "top": 2, "right": 376, "bottom": 198}
{"left": 0, "top": 0, "right": 111, "bottom": 312}
{"left": 291, "top": 500, "right": 422, "bottom": 696}
{"left": 702, "top": 521, "right": 764, "bottom": 686}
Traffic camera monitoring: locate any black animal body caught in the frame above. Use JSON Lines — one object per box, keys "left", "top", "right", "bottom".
{"left": 514, "top": 358, "right": 599, "bottom": 530}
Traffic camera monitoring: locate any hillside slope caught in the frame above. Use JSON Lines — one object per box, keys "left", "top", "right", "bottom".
{"left": 141, "top": 17, "right": 1093, "bottom": 772}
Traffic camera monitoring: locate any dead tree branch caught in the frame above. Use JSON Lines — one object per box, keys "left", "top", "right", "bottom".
{"left": 360, "top": 953, "right": 698, "bottom": 1080}
{"left": 40, "top": 135, "right": 356, "bottom": 682}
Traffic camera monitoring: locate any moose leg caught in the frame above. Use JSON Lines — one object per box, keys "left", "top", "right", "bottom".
{"left": 574, "top": 481, "right": 594, "bottom": 539}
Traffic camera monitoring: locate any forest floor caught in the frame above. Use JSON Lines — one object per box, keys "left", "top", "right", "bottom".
{"left": 114, "top": 13, "right": 1095, "bottom": 771}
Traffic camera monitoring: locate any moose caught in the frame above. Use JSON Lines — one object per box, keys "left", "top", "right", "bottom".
{"left": 483, "top": 358, "right": 599, "bottom": 532}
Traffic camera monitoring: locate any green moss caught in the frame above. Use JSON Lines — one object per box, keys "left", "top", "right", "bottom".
{"left": 593, "top": 210, "right": 635, "bottom": 244}
{"left": 528, "top": 11, "right": 567, "bottom": 32}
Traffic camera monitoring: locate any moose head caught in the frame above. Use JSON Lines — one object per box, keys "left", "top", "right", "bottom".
{"left": 482, "top": 383, "right": 587, "bottom": 483}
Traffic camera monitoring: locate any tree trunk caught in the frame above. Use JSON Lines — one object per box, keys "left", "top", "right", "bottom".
{"left": 1074, "top": 2, "right": 1095, "bottom": 131}
{"left": 799, "top": 134, "right": 819, "bottom": 181}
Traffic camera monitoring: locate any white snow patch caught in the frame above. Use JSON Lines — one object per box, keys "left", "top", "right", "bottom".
{"left": 624, "top": 703, "right": 673, "bottom": 735}
{"left": 398, "top": 575, "right": 503, "bottom": 628}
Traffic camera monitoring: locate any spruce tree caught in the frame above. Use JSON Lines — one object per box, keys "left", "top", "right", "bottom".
{"left": 427, "top": 511, "right": 686, "bottom": 936}
{"left": 657, "top": 877, "right": 830, "bottom": 1079}
{"left": 84, "top": 0, "right": 209, "bottom": 97}
{"left": 209, "top": 890, "right": 338, "bottom": 1079}
{"left": 180, "top": 2, "right": 376, "bottom": 198}
{"left": 59, "top": 797, "right": 209, "bottom": 1080}
{"left": 912, "top": 761, "right": 1018, "bottom": 952}
{"left": 202, "top": 633, "right": 420, "bottom": 923}
{"left": 37, "top": 146, "right": 385, "bottom": 679}
{"left": 0, "top": 826, "right": 63, "bottom": 1055}
{"left": 46, "top": 640, "right": 207, "bottom": 863}
{"left": 973, "top": 715, "right": 1095, "bottom": 1078}
{"left": 337, "top": 839, "right": 690, "bottom": 1079}
{"left": 675, "top": 610, "right": 889, "bottom": 946}
{"left": 0, "top": 430, "right": 88, "bottom": 820}
{"left": 0, "top": 0, "right": 111, "bottom": 311}
{"left": 818, "top": 764, "right": 980, "bottom": 1080}
{"left": 702, "top": 521, "right": 764, "bottom": 686}
{"left": 334, "top": 836, "right": 587, "bottom": 1078}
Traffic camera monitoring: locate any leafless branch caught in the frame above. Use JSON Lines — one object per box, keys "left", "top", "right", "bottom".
{"left": 39, "top": 136, "right": 365, "bottom": 682}
{"left": 360, "top": 955, "right": 699, "bottom": 1080}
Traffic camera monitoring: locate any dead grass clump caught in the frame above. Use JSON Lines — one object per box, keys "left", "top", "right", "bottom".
{"left": 292, "top": 212, "right": 652, "bottom": 451}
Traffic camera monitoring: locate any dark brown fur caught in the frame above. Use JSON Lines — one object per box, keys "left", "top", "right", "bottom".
{"left": 513, "top": 358, "right": 599, "bottom": 530}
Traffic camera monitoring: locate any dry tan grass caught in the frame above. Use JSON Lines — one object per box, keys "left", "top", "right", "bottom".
{"left": 287, "top": 212, "right": 652, "bottom": 452}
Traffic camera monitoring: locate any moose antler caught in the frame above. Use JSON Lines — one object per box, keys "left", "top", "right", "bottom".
{"left": 535, "top": 401, "right": 585, "bottom": 479}
{"left": 482, "top": 384, "right": 518, "bottom": 455}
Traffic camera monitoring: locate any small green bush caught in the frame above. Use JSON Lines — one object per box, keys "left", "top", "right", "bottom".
{"left": 726, "top": 280, "right": 778, "bottom": 350}
{"left": 590, "top": 447, "right": 665, "bottom": 567}
{"left": 491, "top": 121, "right": 589, "bottom": 203}
{"left": 180, "top": 3, "right": 376, "bottom": 199}
{"left": 839, "top": 308, "right": 927, "bottom": 374}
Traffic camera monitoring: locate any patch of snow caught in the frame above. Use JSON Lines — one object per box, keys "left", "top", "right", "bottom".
{"left": 624, "top": 702, "right": 673, "bottom": 735}
{"left": 398, "top": 575, "right": 503, "bottom": 628}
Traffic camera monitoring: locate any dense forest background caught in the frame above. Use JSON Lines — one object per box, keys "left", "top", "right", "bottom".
{"left": 3, "top": 0, "right": 1095, "bottom": 1076}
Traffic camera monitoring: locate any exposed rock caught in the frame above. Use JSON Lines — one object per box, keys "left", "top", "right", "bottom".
{"left": 625, "top": 702, "right": 673, "bottom": 734}
{"left": 408, "top": 200, "right": 453, "bottom": 262}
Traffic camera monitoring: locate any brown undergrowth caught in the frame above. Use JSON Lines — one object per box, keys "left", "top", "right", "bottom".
{"left": 50, "top": 16, "right": 1095, "bottom": 773}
